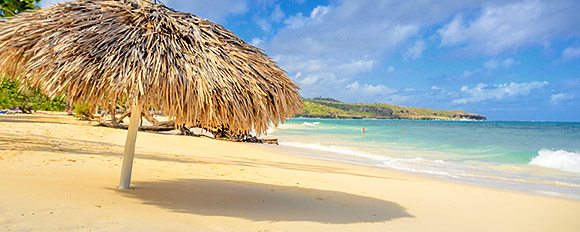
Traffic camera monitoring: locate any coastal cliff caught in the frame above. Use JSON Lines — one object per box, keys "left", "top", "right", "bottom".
{"left": 297, "top": 98, "right": 486, "bottom": 121}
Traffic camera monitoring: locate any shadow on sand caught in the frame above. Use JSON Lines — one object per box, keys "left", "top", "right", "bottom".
{"left": 115, "top": 179, "right": 413, "bottom": 224}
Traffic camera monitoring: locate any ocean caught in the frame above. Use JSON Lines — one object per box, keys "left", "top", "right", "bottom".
{"left": 264, "top": 118, "right": 580, "bottom": 199}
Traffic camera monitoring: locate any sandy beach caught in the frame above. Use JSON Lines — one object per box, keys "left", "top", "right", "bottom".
{"left": 1, "top": 114, "right": 579, "bottom": 232}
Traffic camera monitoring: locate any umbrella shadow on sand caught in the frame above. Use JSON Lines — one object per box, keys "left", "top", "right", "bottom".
{"left": 114, "top": 179, "right": 413, "bottom": 224}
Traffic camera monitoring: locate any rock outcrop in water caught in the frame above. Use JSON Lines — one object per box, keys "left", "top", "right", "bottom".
{"left": 298, "top": 97, "right": 486, "bottom": 121}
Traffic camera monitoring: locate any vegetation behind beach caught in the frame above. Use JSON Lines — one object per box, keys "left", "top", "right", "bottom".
{"left": 0, "top": 77, "right": 66, "bottom": 112}
{"left": 298, "top": 97, "right": 486, "bottom": 120}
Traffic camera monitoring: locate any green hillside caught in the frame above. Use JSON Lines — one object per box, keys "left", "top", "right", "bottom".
{"left": 297, "top": 97, "right": 486, "bottom": 121}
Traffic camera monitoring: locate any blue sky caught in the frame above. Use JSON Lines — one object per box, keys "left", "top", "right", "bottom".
{"left": 41, "top": 0, "right": 580, "bottom": 121}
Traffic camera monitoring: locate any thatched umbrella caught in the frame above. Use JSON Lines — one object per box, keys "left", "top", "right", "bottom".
{"left": 0, "top": 0, "right": 301, "bottom": 189}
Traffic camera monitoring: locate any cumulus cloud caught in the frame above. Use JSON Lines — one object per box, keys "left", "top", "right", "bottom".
{"left": 383, "top": 87, "right": 457, "bottom": 107}
{"left": 268, "top": 1, "right": 453, "bottom": 99}
{"left": 284, "top": 5, "right": 330, "bottom": 29}
{"left": 484, "top": 58, "right": 520, "bottom": 69}
{"left": 267, "top": 0, "right": 554, "bottom": 101}
{"left": 438, "top": 0, "right": 580, "bottom": 55}
{"left": 453, "top": 81, "right": 548, "bottom": 104}
{"left": 561, "top": 46, "right": 580, "bottom": 61}
{"left": 462, "top": 69, "right": 480, "bottom": 78}
{"left": 344, "top": 81, "right": 398, "bottom": 103}
{"left": 276, "top": 56, "right": 375, "bottom": 77}
{"left": 438, "top": 14, "right": 466, "bottom": 46}
{"left": 403, "top": 40, "right": 426, "bottom": 60}
{"left": 501, "top": 58, "right": 516, "bottom": 67}
{"left": 292, "top": 72, "right": 348, "bottom": 96}
{"left": 255, "top": 4, "right": 285, "bottom": 32}
{"left": 483, "top": 60, "right": 499, "bottom": 69}
{"left": 346, "top": 81, "right": 393, "bottom": 93}
{"left": 550, "top": 93, "right": 574, "bottom": 104}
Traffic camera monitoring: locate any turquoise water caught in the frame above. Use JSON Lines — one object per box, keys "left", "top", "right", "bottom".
{"left": 266, "top": 118, "right": 580, "bottom": 199}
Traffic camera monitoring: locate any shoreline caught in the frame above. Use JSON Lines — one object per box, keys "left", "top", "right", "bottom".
{"left": 260, "top": 142, "right": 580, "bottom": 201}
{"left": 265, "top": 118, "right": 580, "bottom": 201}
{"left": 1, "top": 114, "right": 579, "bottom": 231}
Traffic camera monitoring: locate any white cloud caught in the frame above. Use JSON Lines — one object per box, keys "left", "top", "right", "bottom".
{"left": 270, "top": 4, "right": 285, "bottom": 22}
{"left": 276, "top": 55, "right": 375, "bottom": 77}
{"left": 293, "top": 72, "right": 347, "bottom": 92}
{"left": 484, "top": 58, "right": 520, "bottom": 69}
{"left": 501, "top": 58, "right": 516, "bottom": 68}
{"left": 550, "top": 93, "right": 574, "bottom": 104}
{"left": 383, "top": 87, "right": 454, "bottom": 106}
{"left": 483, "top": 59, "right": 499, "bottom": 69}
{"left": 251, "top": 38, "right": 264, "bottom": 47}
{"left": 438, "top": 0, "right": 580, "bottom": 55}
{"left": 562, "top": 46, "right": 580, "bottom": 60}
{"left": 404, "top": 40, "right": 426, "bottom": 60}
{"left": 453, "top": 81, "right": 548, "bottom": 104}
{"left": 345, "top": 81, "right": 397, "bottom": 102}
{"left": 284, "top": 5, "right": 330, "bottom": 29}
{"left": 255, "top": 4, "right": 285, "bottom": 32}
{"left": 270, "top": 2, "right": 432, "bottom": 60}
{"left": 346, "top": 81, "right": 388, "bottom": 93}
{"left": 385, "top": 94, "right": 418, "bottom": 106}
{"left": 339, "top": 60, "right": 376, "bottom": 74}
{"left": 438, "top": 14, "right": 466, "bottom": 46}
{"left": 268, "top": 0, "right": 506, "bottom": 101}
{"left": 462, "top": 69, "right": 480, "bottom": 78}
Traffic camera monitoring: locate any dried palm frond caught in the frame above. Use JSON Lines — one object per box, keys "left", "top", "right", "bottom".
{"left": 0, "top": 0, "right": 301, "bottom": 134}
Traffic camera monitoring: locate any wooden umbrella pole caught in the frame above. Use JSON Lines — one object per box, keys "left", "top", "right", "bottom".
{"left": 119, "top": 100, "right": 142, "bottom": 189}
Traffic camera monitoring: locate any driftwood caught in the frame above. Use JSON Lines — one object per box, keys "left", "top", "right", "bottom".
{"left": 99, "top": 109, "right": 175, "bottom": 131}
{"left": 98, "top": 110, "right": 278, "bottom": 144}
{"left": 97, "top": 121, "right": 176, "bottom": 131}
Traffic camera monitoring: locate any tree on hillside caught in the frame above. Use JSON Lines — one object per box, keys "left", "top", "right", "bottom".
{"left": 1, "top": 0, "right": 40, "bottom": 18}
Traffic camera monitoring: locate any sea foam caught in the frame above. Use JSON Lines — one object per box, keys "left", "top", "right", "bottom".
{"left": 279, "top": 141, "right": 455, "bottom": 176}
{"left": 279, "top": 141, "right": 374, "bottom": 158}
{"left": 302, "top": 122, "right": 320, "bottom": 126}
{"left": 529, "top": 150, "right": 580, "bottom": 173}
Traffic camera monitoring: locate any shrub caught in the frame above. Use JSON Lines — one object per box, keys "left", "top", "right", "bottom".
{"left": 73, "top": 102, "right": 92, "bottom": 119}
{"left": 0, "top": 77, "right": 66, "bottom": 112}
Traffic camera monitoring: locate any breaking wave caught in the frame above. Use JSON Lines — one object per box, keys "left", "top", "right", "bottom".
{"left": 529, "top": 150, "right": 580, "bottom": 173}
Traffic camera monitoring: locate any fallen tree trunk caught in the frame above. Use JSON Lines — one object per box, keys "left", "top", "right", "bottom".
{"left": 97, "top": 121, "right": 176, "bottom": 131}
{"left": 97, "top": 109, "right": 277, "bottom": 144}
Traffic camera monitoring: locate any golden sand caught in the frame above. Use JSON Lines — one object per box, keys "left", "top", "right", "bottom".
{"left": 1, "top": 114, "right": 579, "bottom": 231}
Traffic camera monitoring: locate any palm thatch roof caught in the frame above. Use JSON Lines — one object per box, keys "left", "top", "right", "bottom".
{"left": 0, "top": 0, "right": 301, "bottom": 134}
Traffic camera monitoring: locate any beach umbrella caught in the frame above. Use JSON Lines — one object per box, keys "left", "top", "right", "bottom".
{"left": 0, "top": 0, "right": 301, "bottom": 189}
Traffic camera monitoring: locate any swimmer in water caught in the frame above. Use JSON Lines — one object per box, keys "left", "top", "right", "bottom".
{"left": 402, "top": 129, "right": 406, "bottom": 133}
{"left": 362, "top": 127, "right": 366, "bottom": 133}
